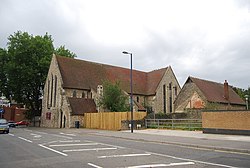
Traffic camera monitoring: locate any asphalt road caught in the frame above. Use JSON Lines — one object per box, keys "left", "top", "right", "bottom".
{"left": 0, "top": 127, "right": 249, "bottom": 168}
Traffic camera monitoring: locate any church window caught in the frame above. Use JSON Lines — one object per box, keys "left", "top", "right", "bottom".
{"left": 54, "top": 75, "right": 57, "bottom": 107}
{"left": 47, "top": 80, "right": 50, "bottom": 108}
{"left": 50, "top": 75, "right": 53, "bottom": 107}
{"left": 73, "top": 90, "right": 77, "bottom": 97}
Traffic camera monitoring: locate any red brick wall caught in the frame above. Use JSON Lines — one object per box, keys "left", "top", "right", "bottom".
{"left": 3, "top": 106, "right": 26, "bottom": 122}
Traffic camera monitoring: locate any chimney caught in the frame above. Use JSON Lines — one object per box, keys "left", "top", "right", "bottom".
{"left": 224, "top": 80, "right": 229, "bottom": 100}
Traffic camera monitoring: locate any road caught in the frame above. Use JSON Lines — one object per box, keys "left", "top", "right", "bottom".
{"left": 0, "top": 127, "right": 249, "bottom": 168}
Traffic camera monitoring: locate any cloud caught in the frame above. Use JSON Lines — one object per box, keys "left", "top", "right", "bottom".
{"left": 0, "top": 0, "right": 250, "bottom": 89}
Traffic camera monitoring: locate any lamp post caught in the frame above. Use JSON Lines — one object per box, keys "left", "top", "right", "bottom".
{"left": 122, "top": 51, "right": 133, "bottom": 133}
{"left": 245, "top": 95, "right": 249, "bottom": 110}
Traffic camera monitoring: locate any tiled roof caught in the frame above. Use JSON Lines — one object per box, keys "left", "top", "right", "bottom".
{"left": 68, "top": 98, "right": 97, "bottom": 115}
{"left": 189, "top": 77, "right": 245, "bottom": 105}
{"left": 56, "top": 56, "right": 167, "bottom": 95}
{"left": 134, "top": 101, "right": 146, "bottom": 111}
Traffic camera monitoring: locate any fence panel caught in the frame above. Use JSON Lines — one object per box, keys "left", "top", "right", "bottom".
{"left": 84, "top": 112, "right": 146, "bottom": 130}
{"left": 145, "top": 119, "right": 202, "bottom": 130}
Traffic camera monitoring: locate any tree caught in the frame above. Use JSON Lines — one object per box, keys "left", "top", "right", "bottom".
{"left": 99, "top": 81, "right": 129, "bottom": 112}
{"left": 0, "top": 48, "right": 9, "bottom": 97}
{"left": 6, "top": 31, "right": 54, "bottom": 118}
{"left": 2, "top": 31, "right": 76, "bottom": 119}
{"left": 54, "top": 45, "right": 76, "bottom": 58}
{"left": 233, "top": 87, "right": 250, "bottom": 100}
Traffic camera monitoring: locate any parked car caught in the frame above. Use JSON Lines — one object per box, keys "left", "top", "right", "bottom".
{"left": 8, "top": 121, "right": 17, "bottom": 127}
{"left": 16, "top": 120, "right": 29, "bottom": 126}
{"left": 0, "top": 119, "right": 9, "bottom": 134}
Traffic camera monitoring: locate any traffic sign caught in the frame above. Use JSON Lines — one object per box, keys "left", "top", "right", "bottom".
{"left": 0, "top": 109, "right": 4, "bottom": 113}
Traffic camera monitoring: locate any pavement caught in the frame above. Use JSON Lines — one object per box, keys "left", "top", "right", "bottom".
{"left": 80, "top": 128, "right": 250, "bottom": 154}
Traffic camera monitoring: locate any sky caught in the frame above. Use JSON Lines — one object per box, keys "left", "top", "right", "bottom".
{"left": 1, "top": 0, "right": 250, "bottom": 89}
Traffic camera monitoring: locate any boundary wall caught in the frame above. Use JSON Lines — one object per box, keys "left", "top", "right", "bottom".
{"left": 202, "top": 110, "right": 250, "bottom": 135}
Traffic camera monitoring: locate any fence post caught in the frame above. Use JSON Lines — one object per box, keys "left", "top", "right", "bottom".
{"left": 171, "top": 119, "right": 174, "bottom": 129}
{"left": 145, "top": 119, "right": 147, "bottom": 128}
{"left": 158, "top": 119, "right": 159, "bottom": 128}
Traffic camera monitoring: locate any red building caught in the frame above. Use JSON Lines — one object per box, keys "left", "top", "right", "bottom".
{"left": 3, "top": 105, "right": 26, "bottom": 122}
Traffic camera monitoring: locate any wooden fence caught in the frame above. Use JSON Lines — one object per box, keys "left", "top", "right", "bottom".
{"left": 84, "top": 112, "right": 147, "bottom": 130}
{"left": 145, "top": 119, "right": 202, "bottom": 130}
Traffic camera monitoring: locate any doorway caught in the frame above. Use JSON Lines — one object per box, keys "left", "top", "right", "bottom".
{"left": 63, "top": 115, "right": 66, "bottom": 128}
{"left": 60, "top": 111, "right": 63, "bottom": 128}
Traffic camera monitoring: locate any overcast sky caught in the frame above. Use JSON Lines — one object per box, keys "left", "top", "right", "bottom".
{"left": 1, "top": 0, "right": 250, "bottom": 89}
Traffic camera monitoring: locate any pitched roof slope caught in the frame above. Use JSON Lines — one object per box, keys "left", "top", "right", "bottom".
{"left": 146, "top": 68, "right": 168, "bottom": 95}
{"left": 56, "top": 55, "right": 167, "bottom": 95}
{"left": 68, "top": 98, "right": 97, "bottom": 115}
{"left": 189, "top": 77, "right": 245, "bottom": 105}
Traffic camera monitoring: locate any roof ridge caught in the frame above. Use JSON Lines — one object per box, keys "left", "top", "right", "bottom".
{"left": 190, "top": 76, "right": 224, "bottom": 86}
{"left": 56, "top": 55, "right": 147, "bottom": 73}
{"left": 147, "top": 66, "right": 169, "bottom": 73}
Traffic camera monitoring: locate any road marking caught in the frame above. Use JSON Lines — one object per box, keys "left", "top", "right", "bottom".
{"left": 88, "top": 163, "right": 103, "bottom": 168}
{"left": 43, "top": 141, "right": 58, "bottom": 145}
{"left": 34, "top": 131, "right": 48, "bottom": 135}
{"left": 39, "top": 144, "right": 68, "bottom": 156}
{"left": 9, "top": 133, "right": 14, "bottom": 136}
{"left": 169, "top": 162, "right": 195, "bottom": 166}
{"left": 98, "top": 153, "right": 151, "bottom": 159}
{"left": 51, "top": 134, "right": 73, "bottom": 139}
{"left": 127, "top": 162, "right": 194, "bottom": 168}
{"left": 59, "top": 140, "right": 81, "bottom": 143}
{"left": 63, "top": 147, "right": 117, "bottom": 152}
{"left": 149, "top": 152, "right": 239, "bottom": 168}
{"left": 49, "top": 143, "right": 99, "bottom": 147}
{"left": 98, "top": 142, "right": 125, "bottom": 149}
{"left": 30, "top": 133, "right": 42, "bottom": 138}
{"left": 18, "top": 137, "right": 33, "bottom": 143}
{"left": 41, "top": 140, "right": 82, "bottom": 146}
{"left": 60, "top": 132, "right": 76, "bottom": 136}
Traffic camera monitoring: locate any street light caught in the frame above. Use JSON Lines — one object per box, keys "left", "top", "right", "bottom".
{"left": 122, "top": 51, "right": 133, "bottom": 133}
{"left": 245, "top": 95, "right": 249, "bottom": 110}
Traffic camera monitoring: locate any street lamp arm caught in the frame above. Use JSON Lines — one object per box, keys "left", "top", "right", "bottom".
{"left": 122, "top": 51, "right": 132, "bottom": 55}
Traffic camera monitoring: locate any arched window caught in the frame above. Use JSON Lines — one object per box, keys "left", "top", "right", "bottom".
{"left": 54, "top": 75, "right": 57, "bottom": 107}
{"left": 73, "top": 90, "right": 77, "bottom": 97}
{"left": 174, "top": 86, "right": 178, "bottom": 96}
{"left": 50, "top": 75, "right": 53, "bottom": 107}
{"left": 47, "top": 80, "right": 50, "bottom": 108}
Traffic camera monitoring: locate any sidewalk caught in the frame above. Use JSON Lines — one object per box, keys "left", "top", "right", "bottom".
{"left": 131, "top": 129, "right": 250, "bottom": 142}
{"left": 82, "top": 129, "right": 250, "bottom": 154}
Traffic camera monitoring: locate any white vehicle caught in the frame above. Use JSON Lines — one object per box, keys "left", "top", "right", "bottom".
{"left": 0, "top": 119, "right": 9, "bottom": 134}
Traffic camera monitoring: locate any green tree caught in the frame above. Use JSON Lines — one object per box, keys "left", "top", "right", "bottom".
{"left": 99, "top": 81, "right": 129, "bottom": 112}
{"left": 54, "top": 45, "right": 76, "bottom": 58}
{"left": 233, "top": 87, "right": 246, "bottom": 100}
{"left": 6, "top": 31, "right": 54, "bottom": 118}
{"left": 2, "top": 31, "right": 76, "bottom": 120}
{"left": 0, "top": 48, "right": 9, "bottom": 97}
{"left": 233, "top": 86, "right": 250, "bottom": 100}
